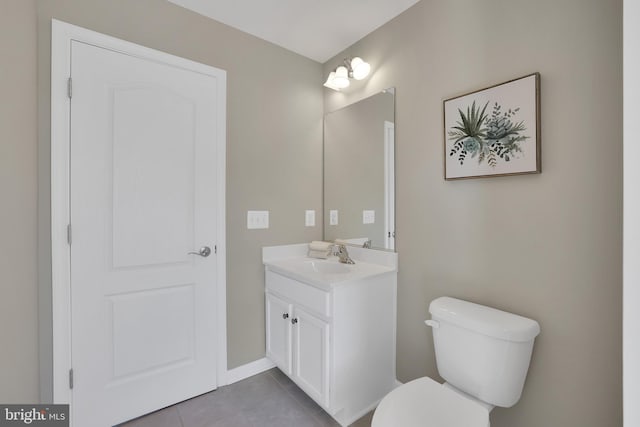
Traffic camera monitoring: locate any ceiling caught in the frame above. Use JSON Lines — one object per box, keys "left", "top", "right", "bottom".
{"left": 167, "top": 0, "right": 420, "bottom": 63}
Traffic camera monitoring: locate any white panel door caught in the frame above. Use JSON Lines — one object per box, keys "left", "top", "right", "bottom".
{"left": 265, "top": 293, "right": 292, "bottom": 375}
{"left": 69, "top": 40, "right": 220, "bottom": 426}
{"left": 292, "top": 307, "right": 330, "bottom": 408}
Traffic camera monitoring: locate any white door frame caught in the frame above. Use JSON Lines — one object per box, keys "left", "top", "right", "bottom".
{"left": 50, "top": 19, "right": 227, "bottom": 404}
{"left": 624, "top": 1, "right": 640, "bottom": 425}
{"left": 384, "top": 121, "right": 395, "bottom": 250}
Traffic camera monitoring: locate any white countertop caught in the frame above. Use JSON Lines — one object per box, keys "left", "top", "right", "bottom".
{"left": 263, "top": 243, "right": 398, "bottom": 290}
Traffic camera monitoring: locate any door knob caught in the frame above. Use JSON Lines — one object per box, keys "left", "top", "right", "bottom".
{"left": 188, "top": 246, "right": 212, "bottom": 257}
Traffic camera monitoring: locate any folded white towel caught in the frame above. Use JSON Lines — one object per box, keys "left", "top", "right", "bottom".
{"left": 335, "top": 237, "right": 369, "bottom": 246}
{"left": 309, "top": 240, "right": 332, "bottom": 251}
{"left": 308, "top": 249, "right": 330, "bottom": 259}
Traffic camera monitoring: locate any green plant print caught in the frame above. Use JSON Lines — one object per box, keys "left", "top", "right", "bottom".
{"left": 448, "top": 101, "right": 529, "bottom": 167}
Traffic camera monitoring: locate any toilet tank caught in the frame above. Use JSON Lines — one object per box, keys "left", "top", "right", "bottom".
{"left": 428, "top": 297, "right": 540, "bottom": 408}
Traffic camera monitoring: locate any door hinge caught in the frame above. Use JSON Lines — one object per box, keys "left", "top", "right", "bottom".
{"left": 69, "top": 369, "right": 74, "bottom": 389}
{"left": 67, "top": 77, "right": 72, "bottom": 99}
{"left": 214, "top": 245, "right": 217, "bottom": 254}
{"left": 67, "top": 224, "right": 72, "bottom": 245}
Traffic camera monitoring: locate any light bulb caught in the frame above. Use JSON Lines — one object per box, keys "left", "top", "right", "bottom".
{"left": 350, "top": 57, "right": 370, "bottom": 80}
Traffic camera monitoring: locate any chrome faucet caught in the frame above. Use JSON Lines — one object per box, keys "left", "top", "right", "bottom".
{"left": 334, "top": 244, "right": 355, "bottom": 264}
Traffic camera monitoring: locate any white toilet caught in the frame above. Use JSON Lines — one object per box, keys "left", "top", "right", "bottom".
{"left": 372, "top": 296, "right": 540, "bottom": 427}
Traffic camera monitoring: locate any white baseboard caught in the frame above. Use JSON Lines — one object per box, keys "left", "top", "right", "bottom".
{"left": 224, "top": 357, "right": 276, "bottom": 385}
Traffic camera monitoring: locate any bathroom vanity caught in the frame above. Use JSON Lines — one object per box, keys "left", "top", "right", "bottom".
{"left": 263, "top": 244, "right": 398, "bottom": 427}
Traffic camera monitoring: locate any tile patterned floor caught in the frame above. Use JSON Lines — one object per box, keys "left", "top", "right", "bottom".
{"left": 117, "top": 368, "right": 374, "bottom": 427}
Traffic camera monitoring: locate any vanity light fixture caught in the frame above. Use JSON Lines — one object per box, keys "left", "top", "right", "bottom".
{"left": 324, "top": 57, "right": 371, "bottom": 90}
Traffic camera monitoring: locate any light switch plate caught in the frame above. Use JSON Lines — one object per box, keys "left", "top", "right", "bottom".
{"left": 247, "top": 210, "right": 269, "bottom": 229}
{"left": 329, "top": 210, "right": 338, "bottom": 226}
{"left": 363, "top": 210, "right": 375, "bottom": 224}
{"left": 305, "top": 210, "right": 316, "bottom": 227}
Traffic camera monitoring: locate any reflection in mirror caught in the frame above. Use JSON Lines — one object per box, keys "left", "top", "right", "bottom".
{"left": 324, "top": 88, "right": 395, "bottom": 251}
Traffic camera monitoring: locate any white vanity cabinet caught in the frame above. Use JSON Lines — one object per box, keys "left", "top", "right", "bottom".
{"left": 263, "top": 244, "right": 398, "bottom": 427}
{"left": 265, "top": 292, "right": 293, "bottom": 373}
{"left": 265, "top": 272, "right": 331, "bottom": 407}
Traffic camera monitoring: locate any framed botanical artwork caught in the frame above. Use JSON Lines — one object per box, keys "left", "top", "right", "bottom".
{"left": 443, "top": 73, "right": 540, "bottom": 180}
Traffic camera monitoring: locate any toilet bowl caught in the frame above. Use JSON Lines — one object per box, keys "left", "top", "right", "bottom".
{"left": 372, "top": 297, "right": 540, "bottom": 427}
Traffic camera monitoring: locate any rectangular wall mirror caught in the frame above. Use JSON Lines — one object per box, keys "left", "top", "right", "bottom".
{"left": 323, "top": 88, "right": 396, "bottom": 251}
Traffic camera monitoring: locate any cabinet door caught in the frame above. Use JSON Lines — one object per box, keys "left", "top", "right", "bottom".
{"left": 266, "top": 293, "right": 292, "bottom": 374}
{"left": 292, "top": 306, "right": 330, "bottom": 408}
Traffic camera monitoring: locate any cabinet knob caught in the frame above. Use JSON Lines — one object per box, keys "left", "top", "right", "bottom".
{"left": 291, "top": 318, "right": 298, "bottom": 325}
{"left": 282, "top": 313, "right": 289, "bottom": 320}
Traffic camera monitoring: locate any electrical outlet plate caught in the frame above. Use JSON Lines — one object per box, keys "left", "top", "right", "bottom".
{"left": 329, "top": 210, "right": 338, "bottom": 226}
{"left": 363, "top": 210, "right": 375, "bottom": 224}
{"left": 247, "top": 210, "right": 269, "bottom": 229}
{"left": 305, "top": 210, "right": 316, "bottom": 227}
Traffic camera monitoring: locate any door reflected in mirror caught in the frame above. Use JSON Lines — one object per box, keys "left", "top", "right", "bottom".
{"left": 324, "top": 88, "right": 395, "bottom": 251}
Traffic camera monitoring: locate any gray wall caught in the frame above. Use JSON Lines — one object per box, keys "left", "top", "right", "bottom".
{"left": 0, "top": 0, "right": 323, "bottom": 402}
{"left": 0, "top": 0, "right": 39, "bottom": 404}
{"left": 324, "top": 0, "right": 622, "bottom": 426}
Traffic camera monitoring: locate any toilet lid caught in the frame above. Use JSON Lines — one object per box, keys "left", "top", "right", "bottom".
{"left": 372, "top": 377, "right": 490, "bottom": 427}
